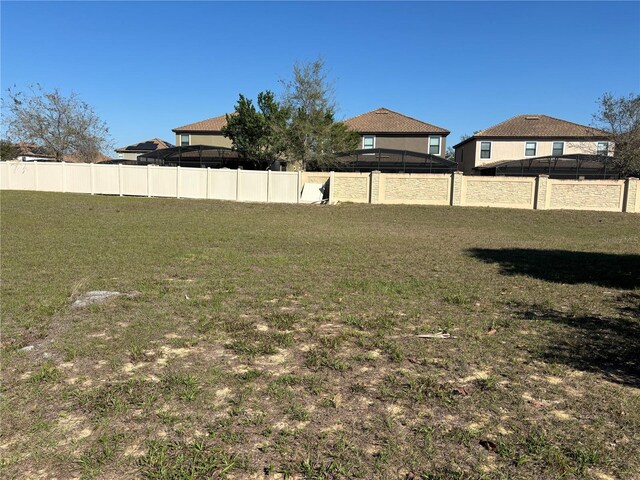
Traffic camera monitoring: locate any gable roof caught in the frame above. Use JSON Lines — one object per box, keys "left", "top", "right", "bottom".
{"left": 116, "top": 138, "right": 174, "bottom": 153}
{"left": 63, "top": 152, "right": 113, "bottom": 163}
{"left": 343, "top": 108, "right": 449, "bottom": 135}
{"left": 173, "top": 114, "right": 228, "bottom": 133}
{"left": 15, "top": 142, "right": 55, "bottom": 158}
{"left": 454, "top": 114, "right": 610, "bottom": 148}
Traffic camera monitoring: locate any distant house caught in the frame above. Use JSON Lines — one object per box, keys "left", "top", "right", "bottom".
{"left": 172, "top": 115, "right": 232, "bottom": 149}
{"left": 13, "top": 143, "right": 55, "bottom": 162}
{"left": 166, "top": 108, "right": 455, "bottom": 172}
{"left": 115, "top": 138, "right": 174, "bottom": 161}
{"left": 342, "top": 107, "right": 450, "bottom": 156}
{"left": 454, "top": 115, "right": 613, "bottom": 175}
{"left": 63, "top": 153, "right": 113, "bottom": 163}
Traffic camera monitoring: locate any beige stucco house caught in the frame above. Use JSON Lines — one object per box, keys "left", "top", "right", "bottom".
{"left": 343, "top": 107, "right": 450, "bottom": 156}
{"left": 454, "top": 115, "right": 612, "bottom": 174}
{"left": 115, "top": 138, "right": 173, "bottom": 161}
{"left": 172, "top": 115, "right": 232, "bottom": 149}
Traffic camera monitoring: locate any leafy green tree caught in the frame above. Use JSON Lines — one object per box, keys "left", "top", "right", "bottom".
{"left": 280, "top": 58, "right": 359, "bottom": 170}
{"left": 222, "top": 91, "right": 288, "bottom": 170}
{"left": 592, "top": 92, "right": 640, "bottom": 177}
{"left": 0, "top": 139, "right": 19, "bottom": 160}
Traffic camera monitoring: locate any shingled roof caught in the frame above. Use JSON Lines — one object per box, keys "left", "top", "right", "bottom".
{"left": 15, "top": 142, "right": 55, "bottom": 158}
{"left": 343, "top": 108, "right": 449, "bottom": 135}
{"left": 173, "top": 114, "right": 229, "bottom": 133}
{"left": 116, "top": 138, "right": 174, "bottom": 153}
{"left": 454, "top": 115, "right": 610, "bottom": 147}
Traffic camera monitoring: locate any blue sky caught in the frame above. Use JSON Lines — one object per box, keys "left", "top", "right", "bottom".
{"left": 2, "top": 1, "right": 639, "bottom": 152}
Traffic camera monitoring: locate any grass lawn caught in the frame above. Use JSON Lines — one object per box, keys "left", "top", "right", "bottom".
{"left": 1, "top": 190, "right": 639, "bottom": 479}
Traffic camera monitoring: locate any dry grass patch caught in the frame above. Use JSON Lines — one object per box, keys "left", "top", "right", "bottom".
{"left": 1, "top": 191, "right": 639, "bottom": 479}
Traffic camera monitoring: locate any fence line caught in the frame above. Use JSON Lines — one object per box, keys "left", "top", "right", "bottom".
{"left": 0, "top": 161, "right": 638, "bottom": 213}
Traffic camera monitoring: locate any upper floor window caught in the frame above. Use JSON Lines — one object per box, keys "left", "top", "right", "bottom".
{"left": 480, "top": 141, "right": 491, "bottom": 159}
{"left": 525, "top": 141, "right": 537, "bottom": 156}
{"left": 363, "top": 135, "right": 375, "bottom": 149}
{"left": 429, "top": 136, "right": 441, "bottom": 155}
{"left": 597, "top": 141, "right": 608, "bottom": 155}
{"left": 552, "top": 142, "right": 564, "bottom": 156}
{"left": 181, "top": 134, "right": 190, "bottom": 146}
{"left": 117, "top": 152, "right": 124, "bottom": 159}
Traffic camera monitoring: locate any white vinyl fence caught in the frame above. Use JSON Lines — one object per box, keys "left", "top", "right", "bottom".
{"left": 1, "top": 161, "right": 638, "bottom": 213}
{"left": 0, "top": 162, "right": 303, "bottom": 203}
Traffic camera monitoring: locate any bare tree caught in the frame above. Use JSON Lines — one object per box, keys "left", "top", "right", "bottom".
{"left": 592, "top": 92, "right": 640, "bottom": 177}
{"left": 3, "top": 85, "right": 112, "bottom": 162}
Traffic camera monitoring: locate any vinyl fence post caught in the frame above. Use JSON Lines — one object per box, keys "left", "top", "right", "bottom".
{"left": 267, "top": 170, "right": 272, "bottom": 203}
{"left": 206, "top": 167, "right": 211, "bottom": 200}
{"left": 34, "top": 161, "right": 39, "bottom": 191}
{"left": 236, "top": 168, "right": 241, "bottom": 201}
{"left": 297, "top": 170, "right": 302, "bottom": 204}
{"left": 90, "top": 163, "right": 95, "bottom": 195}
{"left": 176, "top": 165, "right": 180, "bottom": 199}
{"left": 118, "top": 163, "right": 123, "bottom": 196}
{"left": 147, "top": 165, "right": 151, "bottom": 197}
{"left": 61, "top": 161, "right": 66, "bottom": 193}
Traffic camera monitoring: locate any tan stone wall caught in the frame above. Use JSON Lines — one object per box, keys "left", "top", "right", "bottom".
{"left": 379, "top": 173, "right": 451, "bottom": 205}
{"left": 332, "top": 173, "right": 370, "bottom": 203}
{"left": 547, "top": 179, "right": 625, "bottom": 212}
{"left": 303, "top": 172, "right": 330, "bottom": 185}
{"left": 3, "top": 163, "right": 638, "bottom": 213}
{"left": 621, "top": 177, "right": 638, "bottom": 213}
{"left": 370, "top": 172, "right": 381, "bottom": 204}
{"left": 461, "top": 176, "right": 536, "bottom": 209}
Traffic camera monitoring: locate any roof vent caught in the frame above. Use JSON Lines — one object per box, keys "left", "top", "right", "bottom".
{"left": 375, "top": 111, "right": 389, "bottom": 114}
{"left": 525, "top": 116, "right": 540, "bottom": 120}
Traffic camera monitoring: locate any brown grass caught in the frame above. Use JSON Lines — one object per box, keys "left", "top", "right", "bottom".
{"left": 1, "top": 190, "right": 639, "bottom": 479}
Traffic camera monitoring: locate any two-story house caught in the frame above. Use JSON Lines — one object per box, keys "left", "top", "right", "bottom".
{"left": 173, "top": 108, "right": 451, "bottom": 155}
{"left": 172, "top": 115, "right": 232, "bottom": 149}
{"left": 342, "top": 107, "right": 450, "bottom": 156}
{"left": 454, "top": 115, "right": 612, "bottom": 175}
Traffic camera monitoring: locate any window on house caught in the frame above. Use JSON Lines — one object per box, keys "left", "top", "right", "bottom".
{"left": 363, "top": 135, "right": 375, "bottom": 149}
{"left": 480, "top": 142, "right": 491, "bottom": 159}
{"left": 597, "top": 141, "right": 608, "bottom": 155}
{"left": 552, "top": 142, "right": 564, "bottom": 156}
{"left": 117, "top": 153, "right": 124, "bottom": 159}
{"left": 525, "top": 141, "right": 537, "bottom": 156}
{"left": 429, "top": 136, "right": 441, "bottom": 155}
{"left": 181, "top": 134, "right": 190, "bottom": 146}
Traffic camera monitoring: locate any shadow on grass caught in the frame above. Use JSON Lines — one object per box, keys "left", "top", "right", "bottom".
{"left": 514, "top": 294, "right": 640, "bottom": 387}
{"left": 468, "top": 248, "right": 640, "bottom": 290}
